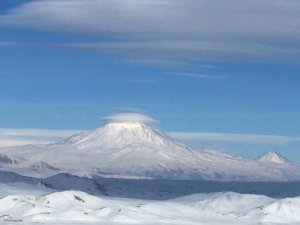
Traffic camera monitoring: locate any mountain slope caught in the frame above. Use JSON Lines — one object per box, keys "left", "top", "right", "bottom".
{"left": 0, "top": 153, "right": 19, "bottom": 166}
{"left": 1, "top": 121, "right": 300, "bottom": 181}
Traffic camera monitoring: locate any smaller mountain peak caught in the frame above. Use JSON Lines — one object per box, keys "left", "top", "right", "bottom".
{"left": 256, "top": 151, "right": 291, "bottom": 164}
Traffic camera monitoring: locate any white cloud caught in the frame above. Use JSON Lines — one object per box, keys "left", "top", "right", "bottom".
{"left": 168, "top": 132, "right": 300, "bottom": 145}
{"left": 1, "top": 0, "right": 300, "bottom": 63}
{"left": 0, "top": 41, "right": 21, "bottom": 47}
{"left": 103, "top": 113, "right": 157, "bottom": 125}
{"left": 0, "top": 129, "right": 80, "bottom": 138}
{"left": 0, "top": 139, "right": 50, "bottom": 148}
{"left": 168, "top": 72, "right": 226, "bottom": 79}
{"left": 0, "top": 129, "right": 81, "bottom": 148}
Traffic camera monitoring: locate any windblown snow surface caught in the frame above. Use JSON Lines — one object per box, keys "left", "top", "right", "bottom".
{"left": 1, "top": 120, "right": 300, "bottom": 224}
{"left": 1, "top": 189, "right": 300, "bottom": 225}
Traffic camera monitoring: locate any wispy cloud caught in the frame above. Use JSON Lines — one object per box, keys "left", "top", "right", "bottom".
{"left": 168, "top": 132, "right": 300, "bottom": 145}
{"left": 122, "top": 58, "right": 188, "bottom": 68}
{"left": 198, "top": 65, "right": 218, "bottom": 70}
{"left": 0, "top": 129, "right": 81, "bottom": 148}
{"left": 1, "top": 0, "right": 300, "bottom": 64}
{"left": 0, "top": 41, "right": 22, "bottom": 47}
{"left": 0, "top": 129, "right": 80, "bottom": 138}
{"left": 60, "top": 40, "right": 300, "bottom": 62}
{"left": 168, "top": 72, "right": 226, "bottom": 79}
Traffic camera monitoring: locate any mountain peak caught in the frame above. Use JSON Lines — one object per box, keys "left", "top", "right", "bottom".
{"left": 256, "top": 151, "right": 291, "bottom": 164}
{"left": 104, "top": 121, "right": 149, "bottom": 128}
{"left": 64, "top": 121, "right": 183, "bottom": 150}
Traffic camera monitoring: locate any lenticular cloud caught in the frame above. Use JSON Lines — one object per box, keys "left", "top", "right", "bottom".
{"left": 103, "top": 113, "right": 157, "bottom": 125}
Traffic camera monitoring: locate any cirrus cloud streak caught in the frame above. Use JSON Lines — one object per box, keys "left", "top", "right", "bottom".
{"left": 1, "top": 0, "right": 300, "bottom": 64}
{"left": 169, "top": 132, "right": 300, "bottom": 145}
{"left": 0, "top": 129, "right": 82, "bottom": 148}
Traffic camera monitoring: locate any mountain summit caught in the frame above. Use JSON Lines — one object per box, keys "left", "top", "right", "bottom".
{"left": 66, "top": 122, "right": 184, "bottom": 151}
{"left": 256, "top": 151, "right": 291, "bottom": 164}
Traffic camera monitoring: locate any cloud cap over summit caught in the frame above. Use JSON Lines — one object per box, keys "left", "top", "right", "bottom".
{"left": 103, "top": 113, "right": 157, "bottom": 125}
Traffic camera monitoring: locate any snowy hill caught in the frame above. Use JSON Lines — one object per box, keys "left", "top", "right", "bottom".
{"left": 1, "top": 117, "right": 300, "bottom": 181}
{"left": 256, "top": 151, "right": 291, "bottom": 164}
{"left": 1, "top": 190, "right": 300, "bottom": 224}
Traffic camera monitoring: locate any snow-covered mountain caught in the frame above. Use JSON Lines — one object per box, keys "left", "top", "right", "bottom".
{"left": 63, "top": 122, "right": 186, "bottom": 151}
{"left": 1, "top": 120, "right": 300, "bottom": 181}
{"left": 256, "top": 151, "right": 291, "bottom": 164}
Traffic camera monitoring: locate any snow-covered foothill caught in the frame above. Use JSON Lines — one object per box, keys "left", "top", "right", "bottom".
{"left": 0, "top": 191, "right": 300, "bottom": 224}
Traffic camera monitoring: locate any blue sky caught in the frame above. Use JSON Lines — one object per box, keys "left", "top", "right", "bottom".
{"left": 1, "top": 0, "right": 300, "bottom": 161}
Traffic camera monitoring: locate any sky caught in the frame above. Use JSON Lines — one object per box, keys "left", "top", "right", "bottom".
{"left": 0, "top": 0, "right": 300, "bottom": 162}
